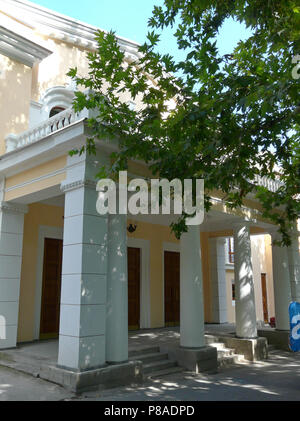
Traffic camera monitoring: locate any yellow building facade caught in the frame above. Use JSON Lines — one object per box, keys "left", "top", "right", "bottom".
{"left": 0, "top": 1, "right": 298, "bottom": 379}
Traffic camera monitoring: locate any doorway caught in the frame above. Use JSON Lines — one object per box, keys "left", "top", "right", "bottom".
{"left": 164, "top": 251, "right": 180, "bottom": 327}
{"left": 40, "top": 238, "right": 63, "bottom": 339}
{"left": 261, "top": 273, "right": 269, "bottom": 324}
{"left": 128, "top": 247, "right": 141, "bottom": 330}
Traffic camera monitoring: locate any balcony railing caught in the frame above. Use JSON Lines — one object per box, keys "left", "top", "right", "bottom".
{"left": 4, "top": 109, "right": 285, "bottom": 194}
{"left": 5, "top": 107, "right": 90, "bottom": 153}
{"left": 254, "top": 175, "right": 283, "bottom": 193}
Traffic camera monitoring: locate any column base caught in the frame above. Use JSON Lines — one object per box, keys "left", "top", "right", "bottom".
{"left": 160, "top": 344, "right": 218, "bottom": 374}
{"left": 258, "top": 329, "right": 291, "bottom": 352}
{"left": 40, "top": 360, "right": 143, "bottom": 393}
{"left": 222, "top": 336, "right": 268, "bottom": 361}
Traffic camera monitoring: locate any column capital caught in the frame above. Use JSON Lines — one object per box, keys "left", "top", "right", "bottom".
{"left": 0, "top": 201, "right": 28, "bottom": 215}
{"left": 60, "top": 178, "right": 97, "bottom": 193}
{"left": 232, "top": 221, "right": 251, "bottom": 231}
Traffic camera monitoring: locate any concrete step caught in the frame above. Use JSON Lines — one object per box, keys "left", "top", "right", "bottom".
{"left": 207, "top": 342, "right": 226, "bottom": 350}
{"left": 147, "top": 366, "right": 184, "bottom": 379}
{"left": 218, "top": 354, "right": 244, "bottom": 369}
{"left": 205, "top": 334, "right": 224, "bottom": 345}
{"left": 129, "top": 352, "right": 168, "bottom": 364}
{"left": 143, "top": 359, "right": 178, "bottom": 374}
{"left": 217, "top": 348, "right": 235, "bottom": 358}
{"left": 206, "top": 337, "right": 246, "bottom": 369}
{"left": 129, "top": 346, "right": 160, "bottom": 358}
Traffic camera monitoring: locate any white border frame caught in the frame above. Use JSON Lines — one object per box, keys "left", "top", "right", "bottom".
{"left": 162, "top": 242, "right": 180, "bottom": 327}
{"left": 127, "top": 238, "right": 151, "bottom": 329}
{"left": 34, "top": 225, "right": 63, "bottom": 340}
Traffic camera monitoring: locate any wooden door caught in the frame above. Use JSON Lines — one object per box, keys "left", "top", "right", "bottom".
{"left": 128, "top": 247, "right": 141, "bottom": 330}
{"left": 40, "top": 238, "right": 63, "bottom": 339}
{"left": 164, "top": 251, "right": 180, "bottom": 326}
{"left": 261, "top": 273, "right": 269, "bottom": 324}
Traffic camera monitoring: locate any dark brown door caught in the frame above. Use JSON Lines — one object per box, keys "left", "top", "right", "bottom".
{"left": 40, "top": 238, "right": 63, "bottom": 339}
{"left": 164, "top": 251, "right": 180, "bottom": 326}
{"left": 128, "top": 247, "right": 140, "bottom": 330}
{"left": 261, "top": 273, "right": 269, "bottom": 323}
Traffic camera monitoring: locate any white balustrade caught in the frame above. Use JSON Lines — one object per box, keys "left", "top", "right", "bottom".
{"left": 254, "top": 175, "right": 283, "bottom": 193}
{"left": 5, "top": 107, "right": 91, "bottom": 152}
{"left": 5, "top": 108, "right": 284, "bottom": 194}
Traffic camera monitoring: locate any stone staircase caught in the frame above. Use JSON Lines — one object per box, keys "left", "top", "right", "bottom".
{"left": 205, "top": 334, "right": 245, "bottom": 368}
{"left": 129, "top": 332, "right": 270, "bottom": 378}
{"left": 129, "top": 346, "right": 183, "bottom": 379}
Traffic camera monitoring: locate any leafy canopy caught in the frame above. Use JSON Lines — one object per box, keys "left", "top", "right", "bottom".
{"left": 68, "top": 0, "right": 300, "bottom": 244}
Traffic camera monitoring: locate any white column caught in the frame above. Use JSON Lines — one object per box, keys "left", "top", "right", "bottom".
{"left": 233, "top": 223, "right": 257, "bottom": 339}
{"left": 58, "top": 149, "right": 110, "bottom": 372}
{"left": 180, "top": 225, "right": 205, "bottom": 348}
{"left": 209, "top": 238, "right": 228, "bottom": 324}
{"left": 288, "top": 225, "right": 300, "bottom": 303}
{"left": 270, "top": 230, "right": 291, "bottom": 331}
{"left": 0, "top": 202, "right": 27, "bottom": 349}
{"left": 106, "top": 213, "right": 128, "bottom": 363}
{"left": 58, "top": 181, "right": 108, "bottom": 371}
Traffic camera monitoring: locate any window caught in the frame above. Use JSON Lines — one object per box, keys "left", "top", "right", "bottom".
{"left": 49, "top": 107, "right": 66, "bottom": 132}
{"left": 49, "top": 107, "right": 65, "bottom": 118}
{"left": 228, "top": 238, "right": 235, "bottom": 264}
{"left": 232, "top": 281, "right": 235, "bottom": 301}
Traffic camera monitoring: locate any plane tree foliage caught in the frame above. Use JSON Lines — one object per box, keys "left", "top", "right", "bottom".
{"left": 68, "top": 0, "right": 300, "bottom": 244}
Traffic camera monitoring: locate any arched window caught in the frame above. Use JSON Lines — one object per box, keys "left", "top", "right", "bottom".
{"left": 49, "top": 106, "right": 65, "bottom": 118}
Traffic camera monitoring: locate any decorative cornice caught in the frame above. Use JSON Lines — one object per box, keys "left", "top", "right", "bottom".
{"left": 0, "top": 0, "right": 141, "bottom": 60}
{"left": 60, "top": 178, "right": 97, "bottom": 193}
{"left": 0, "top": 201, "right": 28, "bottom": 214}
{"left": 0, "top": 24, "right": 52, "bottom": 67}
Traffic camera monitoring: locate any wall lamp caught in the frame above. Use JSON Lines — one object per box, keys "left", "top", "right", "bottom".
{"left": 127, "top": 224, "right": 137, "bottom": 234}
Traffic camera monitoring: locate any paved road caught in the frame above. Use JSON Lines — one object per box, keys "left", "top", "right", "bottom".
{"left": 1, "top": 350, "right": 300, "bottom": 401}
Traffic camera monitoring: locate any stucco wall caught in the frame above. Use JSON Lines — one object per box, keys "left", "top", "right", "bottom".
{"left": 0, "top": 54, "right": 32, "bottom": 155}
{"left": 226, "top": 268, "right": 235, "bottom": 323}
{"left": 127, "top": 219, "right": 178, "bottom": 328}
{"left": 18, "top": 213, "right": 215, "bottom": 342}
{"left": 17, "top": 209, "right": 276, "bottom": 342}
{"left": 18, "top": 203, "right": 64, "bottom": 343}
{"left": 4, "top": 156, "right": 67, "bottom": 202}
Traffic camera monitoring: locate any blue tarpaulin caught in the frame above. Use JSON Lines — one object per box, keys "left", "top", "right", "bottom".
{"left": 289, "top": 302, "right": 300, "bottom": 352}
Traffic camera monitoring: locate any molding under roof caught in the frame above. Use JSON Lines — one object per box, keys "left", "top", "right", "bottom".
{"left": 0, "top": 0, "right": 141, "bottom": 60}
{"left": 0, "top": 24, "right": 52, "bottom": 66}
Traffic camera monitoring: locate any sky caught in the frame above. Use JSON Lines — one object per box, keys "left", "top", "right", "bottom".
{"left": 29, "top": 0, "right": 252, "bottom": 62}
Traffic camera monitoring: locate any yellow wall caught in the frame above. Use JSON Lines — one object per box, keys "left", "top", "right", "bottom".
{"left": 264, "top": 234, "right": 275, "bottom": 319}
{"left": 0, "top": 54, "right": 32, "bottom": 155}
{"left": 18, "top": 203, "right": 64, "bottom": 343}
{"left": 31, "top": 39, "right": 91, "bottom": 101}
{"left": 127, "top": 221, "right": 212, "bottom": 327}
{"left": 127, "top": 219, "right": 178, "bottom": 328}
{"left": 17, "top": 210, "right": 276, "bottom": 341}
{"left": 226, "top": 269, "right": 235, "bottom": 323}
{"left": 4, "top": 156, "right": 67, "bottom": 202}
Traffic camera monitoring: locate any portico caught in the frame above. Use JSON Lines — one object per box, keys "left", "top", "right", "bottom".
{"left": 0, "top": 107, "right": 297, "bottom": 387}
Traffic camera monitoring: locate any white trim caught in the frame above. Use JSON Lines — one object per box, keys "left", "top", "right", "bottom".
{"left": 34, "top": 225, "right": 63, "bottom": 340}
{"left": 127, "top": 237, "right": 151, "bottom": 329}
{"left": 1, "top": 0, "right": 141, "bottom": 60}
{"left": 162, "top": 242, "right": 180, "bottom": 326}
{"left": 0, "top": 24, "right": 52, "bottom": 67}
{"left": 5, "top": 168, "right": 66, "bottom": 193}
